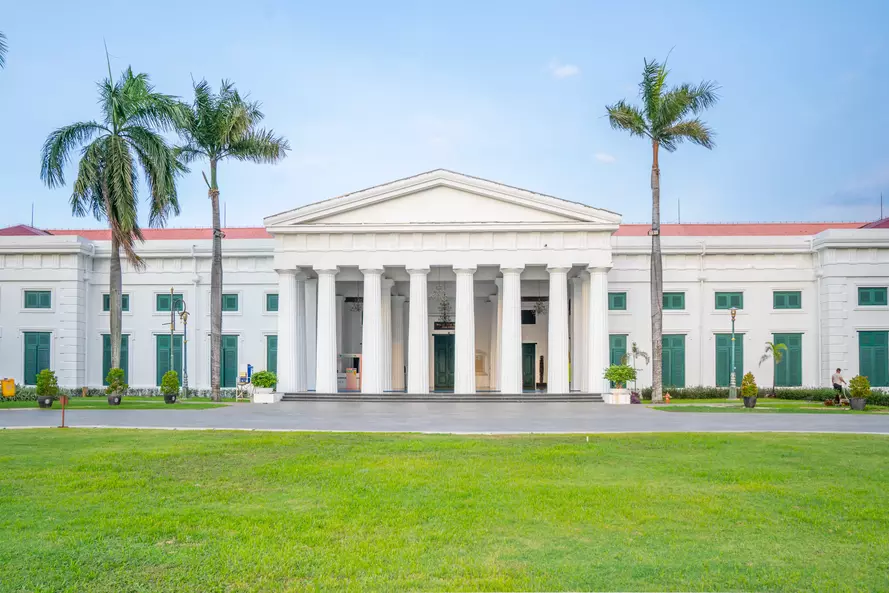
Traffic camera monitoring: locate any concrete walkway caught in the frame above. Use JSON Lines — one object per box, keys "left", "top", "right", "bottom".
{"left": 3, "top": 402, "right": 889, "bottom": 434}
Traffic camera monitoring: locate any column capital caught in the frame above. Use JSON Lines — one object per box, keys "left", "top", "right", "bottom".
{"left": 360, "top": 266, "right": 384, "bottom": 275}
{"left": 453, "top": 265, "right": 477, "bottom": 274}
{"left": 275, "top": 268, "right": 297, "bottom": 276}
{"left": 406, "top": 266, "right": 430, "bottom": 275}
{"left": 382, "top": 277, "right": 396, "bottom": 290}
{"left": 587, "top": 265, "right": 612, "bottom": 274}
{"left": 315, "top": 266, "right": 339, "bottom": 275}
{"left": 393, "top": 294, "right": 407, "bottom": 305}
{"left": 500, "top": 266, "right": 525, "bottom": 275}
{"left": 546, "top": 265, "right": 572, "bottom": 274}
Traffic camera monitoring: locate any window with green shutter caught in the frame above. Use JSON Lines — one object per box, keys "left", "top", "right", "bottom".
{"left": 662, "top": 334, "right": 686, "bottom": 388}
{"left": 222, "top": 293, "right": 239, "bottom": 312}
{"left": 858, "top": 287, "right": 888, "bottom": 306}
{"left": 156, "top": 293, "right": 184, "bottom": 312}
{"left": 102, "top": 294, "right": 130, "bottom": 312}
{"left": 609, "top": 334, "right": 628, "bottom": 387}
{"left": 773, "top": 291, "right": 801, "bottom": 310}
{"left": 266, "top": 293, "right": 279, "bottom": 312}
{"left": 219, "top": 335, "right": 239, "bottom": 388}
{"left": 773, "top": 333, "right": 802, "bottom": 387}
{"left": 663, "top": 292, "right": 685, "bottom": 310}
{"left": 23, "top": 332, "right": 51, "bottom": 385}
{"left": 156, "top": 334, "right": 183, "bottom": 385}
{"left": 267, "top": 335, "right": 278, "bottom": 375}
{"left": 715, "top": 292, "right": 743, "bottom": 310}
{"left": 715, "top": 334, "right": 744, "bottom": 387}
{"left": 859, "top": 331, "right": 889, "bottom": 387}
{"left": 608, "top": 292, "right": 627, "bottom": 311}
{"left": 24, "top": 290, "right": 51, "bottom": 309}
{"left": 102, "top": 334, "right": 129, "bottom": 384}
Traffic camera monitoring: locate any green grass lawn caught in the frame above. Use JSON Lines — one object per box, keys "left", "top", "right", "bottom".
{"left": 651, "top": 398, "right": 889, "bottom": 414}
{"left": 2, "top": 431, "right": 888, "bottom": 592}
{"left": 0, "top": 396, "right": 230, "bottom": 410}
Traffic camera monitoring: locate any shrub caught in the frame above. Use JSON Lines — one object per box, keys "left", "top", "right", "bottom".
{"left": 160, "top": 370, "right": 180, "bottom": 396}
{"left": 251, "top": 370, "right": 277, "bottom": 389}
{"left": 35, "top": 369, "right": 60, "bottom": 398}
{"left": 740, "top": 372, "right": 758, "bottom": 398}
{"left": 104, "top": 368, "right": 128, "bottom": 396}
{"left": 603, "top": 364, "right": 636, "bottom": 388}
{"left": 849, "top": 375, "right": 871, "bottom": 399}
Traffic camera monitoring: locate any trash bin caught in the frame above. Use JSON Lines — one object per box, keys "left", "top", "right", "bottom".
{"left": 1, "top": 378, "right": 15, "bottom": 398}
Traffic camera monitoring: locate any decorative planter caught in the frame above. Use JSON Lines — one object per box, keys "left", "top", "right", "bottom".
{"left": 609, "top": 387, "right": 630, "bottom": 405}
{"left": 743, "top": 396, "right": 757, "bottom": 409}
{"left": 37, "top": 396, "right": 54, "bottom": 409}
{"left": 107, "top": 394, "right": 122, "bottom": 406}
{"left": 253, "top": 387, "right": 280, "bottom": 404}
{"left": 849, "top": 397, "right": 867, "bottom": 411}
{"left": 163, "top": 394, "right": 177, "bottom": 405}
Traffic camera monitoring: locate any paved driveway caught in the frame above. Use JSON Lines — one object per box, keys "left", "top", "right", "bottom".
{"left": 3, "top": 402, "right": 889, "bottom": 434}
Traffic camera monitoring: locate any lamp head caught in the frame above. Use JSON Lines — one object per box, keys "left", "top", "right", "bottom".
{"left": 730, "top": 307, "right": 737, "bottom": 322}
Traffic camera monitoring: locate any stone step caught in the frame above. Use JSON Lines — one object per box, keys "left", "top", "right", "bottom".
{"left": 281, "top": 393, "right": 605, "bottom": 403}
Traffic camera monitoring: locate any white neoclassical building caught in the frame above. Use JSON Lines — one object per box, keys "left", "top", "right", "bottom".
{"left": 1, "top": 169, "right": 888, "bottom": 398}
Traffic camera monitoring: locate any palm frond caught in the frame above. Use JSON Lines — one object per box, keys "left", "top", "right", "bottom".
{"left": 639, "top": 58, "right": 668, "bottom": 120}
{"left": 40, "top": 121, "right": 107, "bottom": 188}
{"left": 225, "top": 128, "right": 290, "bottom": 163}
{"left": 124, "top": 125, "right": 181, "bottom": 227}
{"left": 605, "top": 100, "right": 648, "bottom": 138}
{"left": 661, "top": 118, "right": 715, "bottom": 150}
{"left": 70, "top": 139, "right": 108, "bottom": 219}
{"left": 0, "top": 31, "right": 8, "bottom": 69}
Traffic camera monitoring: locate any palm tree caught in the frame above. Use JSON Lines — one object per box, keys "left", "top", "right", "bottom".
{"left": 759, "top": 341, "right": 788, "bottom": 396}
{"left": 176, "top": 80, "right": 289, "bottom": 401}
{"left": 0, "top": 31, "right": 8, "bottom": 69}
{"left": 606, "top": 58, "right": 719, "bottom": 403}
{"left": 41, "top": 65, "right": 182, "bottom": 372}
{"left": 621, "top": 341, "right": 651, "bottom": 392}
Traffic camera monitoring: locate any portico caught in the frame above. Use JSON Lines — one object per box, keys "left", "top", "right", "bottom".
{"left": 264, "top": 170, "right": 620, "bottom": 397}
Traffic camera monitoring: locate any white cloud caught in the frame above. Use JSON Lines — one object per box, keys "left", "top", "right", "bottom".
{"left": 548, "top": 60, "right": 580, "bottom": 79}
{"left": 594, "top": 152, "right": 616, "bottom": 164}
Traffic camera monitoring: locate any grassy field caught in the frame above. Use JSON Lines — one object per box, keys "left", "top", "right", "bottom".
{"left": 651, "top": 398, "right": 889, "bottom": 414}
{"left": 1, "top": 431, "right": 888, "bottom": 592}
{"left": 0, "top": 396, "right": 230, "bottom": 410}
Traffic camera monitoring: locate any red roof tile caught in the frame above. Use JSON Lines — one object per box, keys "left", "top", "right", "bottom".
{"left": 860, "top": 217, "right": 889, "bottom": 229}
{"left": 614, "top": 223, "right": 863, "bottom": 237}
{"left": 0, "top": 224, "right": 51, "bottom": 236}
{"left": 46, "top": 227, "right": 272, "bottom": 240}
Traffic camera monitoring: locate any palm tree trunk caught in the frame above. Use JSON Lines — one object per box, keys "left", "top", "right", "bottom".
{"left": 650, "top": 141, "right": 664, "bottom": 403}
{"left": 105, "top": 190, "right": 122, "bottom": 372}
{"left": 209, "top": 158, "right": 222, "bottom": 402}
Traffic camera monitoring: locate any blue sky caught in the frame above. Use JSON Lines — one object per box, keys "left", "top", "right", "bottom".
{"left": 2, "top": 0, "right": 888, "bottom": 229}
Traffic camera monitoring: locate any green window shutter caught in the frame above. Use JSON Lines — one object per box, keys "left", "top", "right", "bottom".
{"left": 715, "top": 293, "right": 727, "bottom": 309}
{"left": 102, "top": 334, "right": 130, "bottom": 385}
{"left": 102, "top": 335, "right": 111, "bottom": 384}
{"left": 25, "top": 291, "right": 37, "bottom": 308}
{"left": 156, "top": 294, "right": 171, "bottom": 312}
{"left": 220, "top": 335, "right": 239, "bottom": 387}
{"left": 608, "top": 335, "right": 628, "bottom": 387}
{"left": 858, "top": 287, "right": 888, "bottom": 306}
{"left": 715, "top": 334, "right": 744, "bottom": 387}
{"left": 156, "top": 334, "right": 183, "bottom": 385}
{"left": 608, "top": 292, "right": 626, "bottom": 311}
{"left": 774, "top": 291, "right": 801, "bottom": 309}
{"left": 267, "top": 293, "right": 279, "bottom": 312}
{"left": 859, "top": 331, "right": 889, "bottom": 387}
{"left": 773, "top": 333, "right": 802, "bottom": 387}
{"left": 121, "top": 294, "right": 130, "bottom": 312}
{"left": 716, "top": 292, "right": 743, "bottom": 310}
{"left": 267, "top": 335, "right": 278, "bottom": 375}
{"left": 25, "top": 291, "right": 51, "bottom": 309}
{"left": 663, "top": 292, "right": 685, "bottom": 310}
{"left": 222, "top": 294, "right": 239, "bottom": 312}
{"left": 662, "top": 335, "right": 686, "bottom": 388}
{"left": 23, "top": 332, "right": 51, "bottom": 385}
{"left": 103, "top": 294, "right": 111, "bottom": 311}
{"left": 39, "top": 291, "right": 51, "bottom": 308}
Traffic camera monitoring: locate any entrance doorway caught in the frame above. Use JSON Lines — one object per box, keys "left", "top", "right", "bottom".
{"left": 522, "top": 343, "right": 536, "bottom": 391}
{"left": 433, "top": 334, "right": 455, "bottom": 390}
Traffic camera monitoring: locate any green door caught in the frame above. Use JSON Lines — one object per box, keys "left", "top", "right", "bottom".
{"left": 859, "top": 331, "right": 889, "bottom": 387}
{"left": 715, "top": 334, "right": 744, "bottom": 387}
{"left": 156, "top": 334, "right": 183, "bottom": 386}
{"left": 662, "top": 334, "right": 686, "bottom": 388}
{"left": 266, "top": 335, "right": 277, "bottom": 375}
{"left": 221, "top": 335, "right": 239, "bottom": 388}
{"left": 773, "top": 333, "right": 802, "bottom": 387}
{"left": 433, "top": 334, "right": 455, "bottom": 390}
{"left": 23, "top": 332, "right": 51, "bottom": 385}
{"left": 522, "top": 343, "right": 536, "bottom": 390}
{"left": 102, "top": 334, "right": 129, "bottom": 385}
{"left": 609, "top": 335, "right": 628, "bottom": 386}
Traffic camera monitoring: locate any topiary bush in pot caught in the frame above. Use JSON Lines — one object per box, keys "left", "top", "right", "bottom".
{"left": 160, "top": 370, "right": 179, "bottom": 404}
{"left": 35, "top": 369, "right": 60, "bottom": 409}
{"left": 740, "top": 371, "right": 758, "bottom": 408}
{"left": 251, "top": 370, "right": 277, "bottom": 390}
{"left": 848, "top": 375, "right": 870, "bottom": 411}
{"left": 104, "top": 367, "right": 127, "bottom": 406}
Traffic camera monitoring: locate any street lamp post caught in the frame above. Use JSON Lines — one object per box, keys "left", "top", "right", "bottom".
{"left": 729, "top": 306, "right": 738, "bottom": 399}
{"left": 168, "top": 288, "right": 190, "bottom": 397}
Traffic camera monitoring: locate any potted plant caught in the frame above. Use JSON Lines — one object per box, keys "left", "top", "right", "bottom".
{"left": 741, "top": 371, "right": 758, "bottom": 408}
{"left": 35, "top": 369, "right": 59, "bottom": 409}
{"left": 848, "top": 375, "right": 870, "bottom": 411}
{"left": 105, "top": 367, "right": 127, "bottom": 406}
{"left": 603, "top": 364, "right": 637, "bottom": 405}
{"left": 160, "top": 370, "right": 179, "bottom": 404}
{"left": 251, "top": 370, "right": 278, "bottom": 404}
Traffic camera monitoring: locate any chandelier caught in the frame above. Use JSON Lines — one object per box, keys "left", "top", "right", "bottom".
{"left": 349, "top": 279, "right": 363, "bottom": 312}
{"left": 534, "top": 280, "right": 548, "bottom": 315}
{"left": 431, "top": 268, "right": 452, "bottom": 324}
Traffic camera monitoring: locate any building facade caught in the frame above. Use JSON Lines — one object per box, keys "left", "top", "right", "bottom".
{"left": 1, "top": 170, "right": 887, "bottom": 395}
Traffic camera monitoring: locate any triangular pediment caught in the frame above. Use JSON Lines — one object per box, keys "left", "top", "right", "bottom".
{"left": 264, "top": 170, "right": 621, "bottom": 230}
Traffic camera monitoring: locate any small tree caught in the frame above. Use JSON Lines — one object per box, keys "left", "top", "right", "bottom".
{"left": 251, "top": 370, "right": 277, "bottom": 389}
{"left": 35, "top": 369, "right": 60, "bottom": 398}
{"left": 604, "top": 364, "right": 637, "bottom": 389}
{"left": 105, "top": 367, "right": 128, "bottom": 396}
{"left": 740, "top": 371, "right": 758, "bottom": 398}
{"left": 160, "top": 370, "right": 180, "bottom": 396}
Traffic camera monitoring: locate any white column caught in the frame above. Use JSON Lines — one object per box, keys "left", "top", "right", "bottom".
{"left": 294, "top": 272, "right": 308, "bottom": 392}
{"left": 547, "top": 266, "right": 570, "bottom": 394}
{"left": 275, "top": 269, "right": 297, "bottom": 396}
{"left": 407, "top": 267, "right": 430, "bottom": 394}
{"left": 499, "top": 266, "right": 524, "bottom": 393}
{"left": 381, "top": 277, "right": 394, "bottom": 392}
{"left": 586, "top": 266, "right": 610, "bottom": 395}
{"left": 488, "top": 294, "right": 498, "bottom": 391}
{"left": 335, "top": 295, "right": 344, "bottom": 361}
{"left": 304, "top": 279, "right": 317, "bottom": 391}
{"left": 570, "top": 276, "right": 584, "bottom": 391}
{"left": 454, "top": 266, "right": 477, "bottom": 394}
{"left": 315, "top": 267, "right": 339, "bottom": 393}
{"left": 360, "top": 267, "right": 383, "bottom": 394}
{"left": 392, "top": 295, "right": 406, "bottom": 391}
{"left": 580, "top": 271, "right": 591, "bottom": 392}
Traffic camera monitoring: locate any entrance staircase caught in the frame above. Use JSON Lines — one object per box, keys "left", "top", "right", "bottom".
{"left": 281, "top": 392, "right": 604, "bottom": 403}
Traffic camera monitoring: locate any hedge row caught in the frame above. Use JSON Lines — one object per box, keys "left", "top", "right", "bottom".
{"left": 4, "top": 385, "right": 237, "bottom": 402}
{"left": 639, "top": 386, "right": 889, "bottom": 406}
